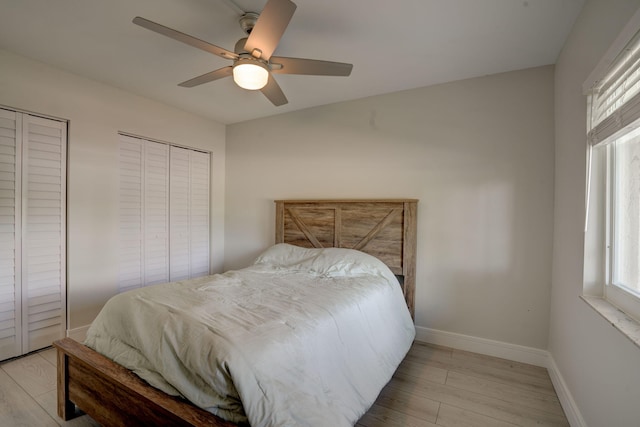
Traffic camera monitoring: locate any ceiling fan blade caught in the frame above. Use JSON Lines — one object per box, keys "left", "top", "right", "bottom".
{"left": 244, "top": 0, "right": 296, "bottom": 61}
{"left": 178, "top": 66, "right": 233, "bottom": 88}
{"left": 133, "top": 17, "right": 238, "bottom": 61}
{"left": 270, "top": 56, "right": 353, "bottom": 76}
{"left": 260, "top": 74, "right": 288, "bottom": 106}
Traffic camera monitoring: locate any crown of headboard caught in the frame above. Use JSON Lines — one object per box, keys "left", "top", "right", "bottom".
{"left": 275, "top": 199, "right": 417, "bottom": 319}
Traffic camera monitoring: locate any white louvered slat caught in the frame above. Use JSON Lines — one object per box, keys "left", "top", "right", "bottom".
{"left": 0, "top": 108, "right": 20, "bottom": 360}
{"left": 22, "top": 114, "right": 66, "bottom": 353}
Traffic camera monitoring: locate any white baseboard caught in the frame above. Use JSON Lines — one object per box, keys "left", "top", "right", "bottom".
{"left": 546, "top": 354, "right": 588, "bottom": 427}
{"left": 66, "top": 325, "right": 90, "bottom": 342}
{"left": 414, "top": 326, "right": 586, "bottom": 427}
{"left": 415, "top": 326, "right": 549, "bottom": 367}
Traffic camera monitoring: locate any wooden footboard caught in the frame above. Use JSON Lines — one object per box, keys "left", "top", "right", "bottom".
{"left": 53, "top": 338, "right": 237, "bottom": 427}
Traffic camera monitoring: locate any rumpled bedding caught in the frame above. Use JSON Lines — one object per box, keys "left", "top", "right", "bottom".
{"left": 85, "top": 244, "right": 415, "bottom": 427}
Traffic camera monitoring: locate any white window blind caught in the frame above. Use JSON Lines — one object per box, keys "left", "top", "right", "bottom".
{"left": 588, "top": 30, "right": 640, "bottom": 146}
{"left": 0, "top": 108, "right": 66, "bottom": 360}
{"left": 118, "top": 134, "right": 210, "bottom": 293}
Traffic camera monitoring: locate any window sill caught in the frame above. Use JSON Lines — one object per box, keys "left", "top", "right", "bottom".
{"left": 581, "top": 295, "right": 640, "bottom": 350}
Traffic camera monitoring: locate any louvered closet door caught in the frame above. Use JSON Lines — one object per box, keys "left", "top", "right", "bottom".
{"left": 0, "top": 109, "right": 21, "bottom": 360}
{"left": 0, "top": 109, "right": 66, "bottom": 359}
{"left": 169, "top": 147, "right": 210, "bottom": 281}
{"left": 188, "top": 150, "right": 210, "bottom": 277}
{"left": 118, "top": 135, "right": 144, "bottom": 292}
{"left": 118, "top": 136, "right": 169, "bottom": 291}
{"left": 22, "top": 114, "right": 66, "bottom": 352}
{"left": 143, "top": 141, "right": 169, "bottom": 286}
{"left": 119, "top": 135, "right": 209, "bottom": 292}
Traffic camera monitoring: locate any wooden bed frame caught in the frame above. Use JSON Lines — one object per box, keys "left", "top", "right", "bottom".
{"left": 54, "top": 199, "right": 417, "bottom": 426}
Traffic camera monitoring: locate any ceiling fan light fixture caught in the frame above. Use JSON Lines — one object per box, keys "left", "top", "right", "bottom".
{"left": 233, "top": 59, "right": 269, "bottom": 90}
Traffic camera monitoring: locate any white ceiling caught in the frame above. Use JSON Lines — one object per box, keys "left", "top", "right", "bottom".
{"left": 0, "top": 0, "right": 584, "bottom": 124}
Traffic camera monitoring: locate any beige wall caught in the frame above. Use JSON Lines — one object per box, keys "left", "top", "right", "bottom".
{"left": 0, "top": 48, "right": 227, "bottom": 329}
{"left": 550, "top": 0, "right": 640, "bottom": 425}
{"left": 226, "top": 66, "right": 555, "bottom": 349}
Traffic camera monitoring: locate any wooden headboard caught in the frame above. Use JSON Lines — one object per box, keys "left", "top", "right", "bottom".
{"left": 275, "top": 199, "right": 417, "bottom": 318}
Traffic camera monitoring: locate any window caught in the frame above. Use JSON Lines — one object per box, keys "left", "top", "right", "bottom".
{"left": 611, "top": 130, "right": 640, "bottom": 294}
{"left": 118, "top": 133, "right": 210, "bottom": 293}
{"left": 586, "top": 28, "right": 640, "bottom": 322}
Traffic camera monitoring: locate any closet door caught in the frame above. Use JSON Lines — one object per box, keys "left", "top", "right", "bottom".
{"left": 118, "top": 135, "right": 144, "bottom": 292}
{"left": 0, "top": 109, "right": 21, "bottom": 360}
{"left": 143, "top": 141, "right": 169, "bottom": 286}
{"left": 169, "top": 147, "right": 210, "bottom": 281}
{"left": 188, "top": 150, "right": 210, "bottom": 278}
{"left": 0, "top": 109, "right": 66, "bottom": 360}
{"left": 169, "top": 147, "right": 190, "bottom": 281}
{"left": 22, "top": 114, "right": 67, "bottom": 352}
{"left": 119, "top": 135, "right": 209, "bottom": 292}
{"left": 118, "top": 135, "right": 169, "bottom": 291}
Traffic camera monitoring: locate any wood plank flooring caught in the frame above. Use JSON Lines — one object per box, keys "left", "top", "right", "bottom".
{"left": 0, "top": 342, "right": 568, "bottom": 426}
{"left": 358, "top": 343, "right": 568, "bottom": 427}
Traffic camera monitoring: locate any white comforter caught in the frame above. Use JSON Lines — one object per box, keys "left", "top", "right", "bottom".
{"left": 85, "top": 244, "right": 415, "bottom": 427}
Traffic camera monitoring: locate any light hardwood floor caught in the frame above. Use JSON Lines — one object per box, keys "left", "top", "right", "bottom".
{"left": 0, "top": 342, "right": 568, "bottom": 426}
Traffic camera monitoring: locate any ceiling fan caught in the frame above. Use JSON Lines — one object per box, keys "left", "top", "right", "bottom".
{"left": 133, "top": 0, "right": 353, "bottom": 106}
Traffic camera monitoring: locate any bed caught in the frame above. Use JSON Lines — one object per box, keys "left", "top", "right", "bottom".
{"left": 54, "top": 199, "right": 418, "bottom": 426}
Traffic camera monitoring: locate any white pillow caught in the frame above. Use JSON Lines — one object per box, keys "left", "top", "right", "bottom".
{"left": 253, "top": 243, "right": 322, "bottom": 268}
{"left": 254, "top": 243, "right": 397, "bottom": 283}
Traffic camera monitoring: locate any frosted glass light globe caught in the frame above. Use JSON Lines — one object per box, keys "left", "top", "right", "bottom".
{"left": 233, "top": 60, "right": 269, "bottom": 90}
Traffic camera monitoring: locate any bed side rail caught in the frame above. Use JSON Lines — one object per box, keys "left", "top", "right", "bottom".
{"left": 53, "top": 338, "right": 236, "bottom": 427}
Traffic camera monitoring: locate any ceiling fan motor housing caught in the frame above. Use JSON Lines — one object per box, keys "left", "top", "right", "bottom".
{"left": 239, "top": 12, "right": 259, "bottom": 34}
